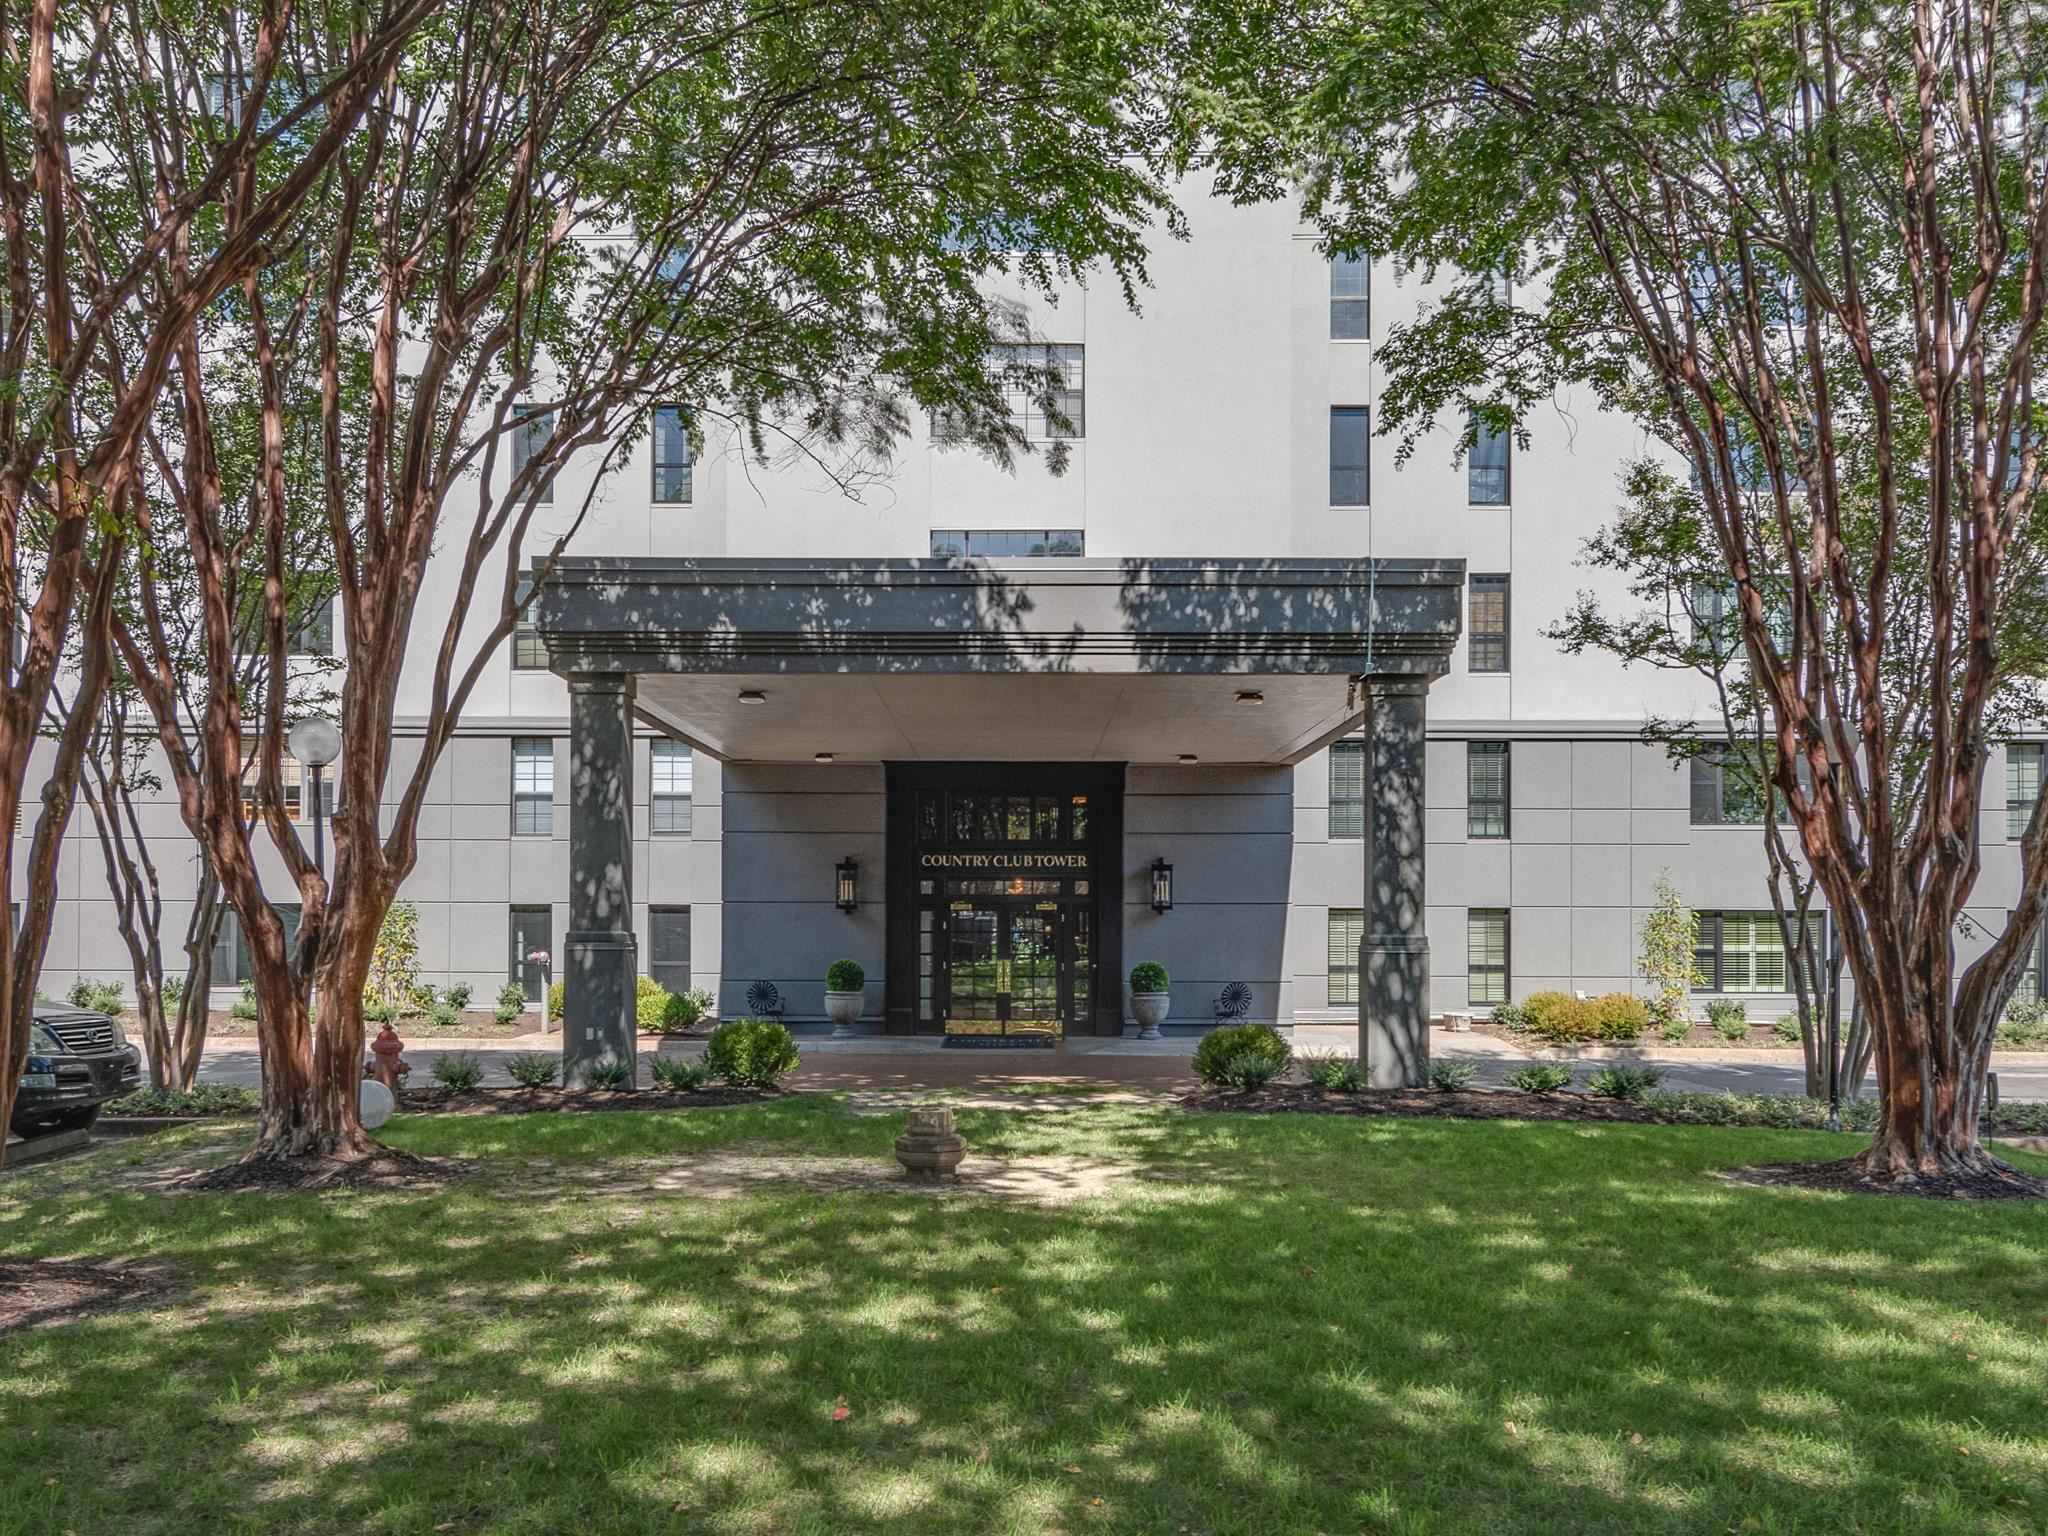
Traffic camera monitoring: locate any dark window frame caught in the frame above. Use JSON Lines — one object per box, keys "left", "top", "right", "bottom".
{"left": 1330, "top": 406, "right": 1370, "bottom": 506}
{"left": 2009, "top": 743, "right": 2043, "bottom": 841}
{"left": 512, "top": 400, "right": 555, "bottom": 505}
{"left": 511, "top": 576, "right": 546, "bottom": 671}
{"left": 1330, "top": 253, "right": 1370, "bottom": 340}
{"left": 650, "top": 906, "right": 692, "bottom": 996}
{"left": 1328, "top": 907, "right": 1364, "bottom": 1006}
{"left": 1469, "top": 574, "right": 1510, "bottom": 672}
{"left": 652, "top": 405, "right": 693, "bottom": 504}
{"left": 1467, "top": 741, "right": 1509, "bottom": 839}
{"left": 650, "top": 739, "right": 693, "bottom": 834}
{"left": 1468, "top": 412, "right": 1511, "bottom": 505}
{"left": 1467, "top": 908, "right": 1509, "bottom": 1006}
{"left": 929, "top": 530, "right": 1085, "bottom": 558}
{"left": 509, "top": 905, "right": 553, "bottom": 1001}
{"left": 1329, "top": 740, "right": 1366, "bottom": 839}
{"left": 1694, "top": 910, "right": 1796, "bottom": 993}
{"left": 511, "top": 737, "right": 554, "bottom": 837}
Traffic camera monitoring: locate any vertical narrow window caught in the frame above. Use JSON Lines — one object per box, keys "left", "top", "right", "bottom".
{"left": 1330, "top": 406, "right": 1370, "bottom": 506}
{"left": 1330, "top": 253, "right": 1369, "bottom": 339}
{"left": 1469, "top": 575, "right": 1510, "bottom": 672}
{"left": 1468, "top": 412, "right": 1510, "bottom": 505}
{"left": 1467, "top": 742, "right": 1509, "bottom": 838}
{"left": 1327, "top": 908, "right": 1365, "bottom": 1006}
{"left": 512, "top": 576, "right": 546, "bottom": 671}
{"left": 511, "top": 738, "right": 554, "bottom": 836}
{"left": 2014, "top": 911, "right": 2047, "bottom": 1004}
{"left": 650, "top": 907, "right": 691, "bottom": 996}
{"left": 650, "top": 739, "right": 694, "bottom": 833}
{"left": 1328, "top": 740, "right": 1366, "bottom": 839}
{"left": 652, "top": 405, "right": 693, "bottom": 503}
{"left": 289, "top": 597, "right": 334, "bottom": 657}
{"left": 1467, "top": 909, "right": 1509, "bottom": 1005}
{"left": 509, "top": 906, "right": 552, "bottom": 1000}
{"left": 512, "top": 400, "right": 554, "bottom": 505}
{"left": 2009, "top": 743, "right": 2043, "bottom": 840}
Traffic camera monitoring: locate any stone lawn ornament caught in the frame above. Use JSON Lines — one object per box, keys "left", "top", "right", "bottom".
{"left": 894, "top": 1105, "right": 967, "bottom": 1180}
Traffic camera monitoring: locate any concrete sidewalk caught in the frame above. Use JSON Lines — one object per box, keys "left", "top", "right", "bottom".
{"left": 181, "top": 1025, "right": 2048, "bottom": 1098}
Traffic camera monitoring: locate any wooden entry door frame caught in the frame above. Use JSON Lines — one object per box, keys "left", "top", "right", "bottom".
{"left": 885, "top": 761, "right": 1125, "bottom": 1036}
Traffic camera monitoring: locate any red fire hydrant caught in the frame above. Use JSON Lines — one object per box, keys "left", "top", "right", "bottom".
{"left": 370, "top": 1024, "right": 410, "bottom": 1096}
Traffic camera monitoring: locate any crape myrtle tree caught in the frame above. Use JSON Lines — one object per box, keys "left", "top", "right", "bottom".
{"left": 1214, "top": 0, "right": 2048, "bottom": 1185}
{"left": 0, "top": 0, "right": 439, "bottom": 1156}
{"left": 111, "top": 0, "right": 1186, "bottom": 1165}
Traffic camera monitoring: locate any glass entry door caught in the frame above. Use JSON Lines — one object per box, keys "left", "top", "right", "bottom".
{"left": 942, "top": 901, "right": 1074, "bottom": 1038}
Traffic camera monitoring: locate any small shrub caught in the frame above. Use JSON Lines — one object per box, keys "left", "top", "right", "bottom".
{"left": 1770, "top": 1013, "right": 1802, "bottom": 1043}
{"left": 547, "top": 980, "right": 565, "bottom": 1022}
{"left": 703, "top": 1018, "right": 800, "bottom": 1087}
{"left": 68, "top": 978, "right": 126, "bottom": 1015}
{"left": 444, "top": 982, "right": 473, "bottom": 1011}
{"left": 1582, "top": 992, "right": 1649, "bottom": 1041}
{"left": 1588, "top": 1065, "right": 1663, "bottom": 1099}
{"left": 1128, "top": 961, "right": 1169, "bottom": 993}
{"left": 494, "top": 982, "right": 529, "bottom": 1025}
{"left": 1302, "top": 1052, "right": 1364, "bottom": 1093}
{"left": 1193, "top": 1022, "right": 1290, "bottom": 1085}
{"left": 1519, "top": 990, "right": 1579, "bottom": 1037}
{"left": 410, "top": 983, "right": 440, "bottom": 1012}
{"left": 1523, "top": 991, "right": 1647, "bottom": 1043}
{"left": 1637, "top": 1089, "right": 1882, "bottom": 1132}
{"left": 1653, "top": 1004, "right": 1693, "bottom": 1043}
{"left": 650, "top": 1056, "right": 713, "bottom": 1090}
{"left": 362, "top": 997, "right": 397, "bottom": 1025}
{"left": 1506, "top": 1062, "right": 1575, "bottom": 1093}
{"left": 431, "top": 1052, "right": 483, "bottom": 1092}
{"left": 504, "top": 1051, "right": 560, "bottom": 1089}
{"left": 1215, "top": 1048, "right": 1288, "bottom": 1090}
{"left": 826, "top": 959, "right": 865, "bottom": 992}
{"left": 1489, "top": 1001, "right": 1528, "bottom": 1031}
{"left": 1704, "top": 997, "right": 1748, "bottom": 1041}
{"left": 160, "top": 976, "right": 186, "bottom": 1011}
{"left": 635, "top": 976, "right": 673, "bottom": 1031}
{"left": 104, "top": 1083, "right": 260, "bottom": 1117}
{"left": 426, "top": 1001, "right": 462, "bottom": 1028}
{"left": 660, "top": 988, "right": 713, "bottom": 1031}
{"left": 1428, "top": 1058, "right": 1480, "bottom": 1092}
{"left": 1995, "top": 995, "right": 2047, "bottom": 1048}
{"left": 583, "top": 1058, "right": 634, "bottom": 1090}
{"left": 231, "top": 980, "right": 259, "bottom": 1021}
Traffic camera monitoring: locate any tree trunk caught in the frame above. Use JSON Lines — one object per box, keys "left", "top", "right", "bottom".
{"left": 169, "top": 878, "right": 225, "bottom": 1093}
{"left": 1852, "top": 985, "right": 1994, "bottom": 1178}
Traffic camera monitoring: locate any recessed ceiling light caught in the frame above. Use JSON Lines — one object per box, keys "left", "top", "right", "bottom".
{"left": 1236, "top": 689, "right": 1265, "bottom": 705}
{"left": 814, "top": 752, "right": 835, "bottom": 763}
{"left": 737, "top": 689, "right": 767, "bottom": 704}
{"left": 1178, "top": 753, "right": 1199, "bottom": 764}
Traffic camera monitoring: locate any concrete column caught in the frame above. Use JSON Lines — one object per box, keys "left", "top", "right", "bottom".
{"left": 1361, "top": 675, "right": 1430, "bottom": 1087}
{"left": 565, "top": 672, "right": 638, "bottom": 1085}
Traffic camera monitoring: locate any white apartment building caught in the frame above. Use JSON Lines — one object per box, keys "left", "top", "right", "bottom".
{"left": 21, "top": 185, "right": 2044, "bottom": 1060}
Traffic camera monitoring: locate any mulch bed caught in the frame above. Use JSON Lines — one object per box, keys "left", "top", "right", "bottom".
{"left": 1727, "top": 1157, "right": 2048, "bottom": 1200}
{"left": 398, "top": 1084, "right": 783, "bottom": 1115}
{"left": 175, "top": 1145, "right": 461, "bottom": 1192}
{"left": 1179, "top": 1084, "right": 1661, "bottom": 1122}
{"left": 0, "top": 1259, "right": 170, "bottom": 1332}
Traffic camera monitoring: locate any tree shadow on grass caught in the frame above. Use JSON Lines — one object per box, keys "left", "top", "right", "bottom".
{"left": 3, "top": 1104, "right": 2047, "bottom": 1535}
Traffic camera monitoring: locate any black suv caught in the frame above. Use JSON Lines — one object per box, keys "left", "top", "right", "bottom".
{"left": 12, "top": 1003, "right": 142, "bottom": 1136}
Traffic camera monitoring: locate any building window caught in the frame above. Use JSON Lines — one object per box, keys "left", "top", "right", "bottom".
{"left": 240, "top": 754, "right": 331, "bottom": 823}
{"left": 1695, "top": 911, "right": 1789, "bottom": 992}
{"left": 1468, "top": 412, "right": 1510, "bottom": 505}
{"left": 512, "top": 576, "right": 546, "bottom": 671}
{"left": 650, "top": 739, "right": 693, "bottom": 833}
{"left": 1329, "top": 740, "right": 1365, "bottom": 839}
{"left": 1467, "top": 742, "right": 1509, "bottom": 838}
{"left": 2009, "top": 744, "right": 2043, "bottom": 840}
{"left": 509, "top": 906, "right": 552, "bottom": 1001}
{"left": 1692, "top": 579, "right": 1794, "bottom": 655}
{"left": 652, "top": 405, "right": 692, "bottom": 503}
{"left": 1330, "top": 406, "right": 1370, "bottom": 506}
{"left": 650, "top": 907, "right": 691, "bottom": 996}
{"left": 214, "top": 904, "right": 301, "bottom": 985}
{"left": 1691, "top": 748, "right": 1770, "bottom": 825}
{"left": 1469, "top": 575, "right": 1509, "bottom": 672}
{"left": 1330, "top": 253, "right": 1369, "bottom": 339}
{"left": 2014, "top": 913, "right": 2048, "bottom": 1003}
{"left": 1467, "top": 909, "right": 1509, "bottom": 1005}
{"left": 511, "top": 738, "right": 554, "bottom": 836}
{"left": 512, "top": 400, "right": 554, "bottom": 505}
{"left": 1328, "top": 908, "right": 1364, "bottom": 1006}
{"left": 289, "top": 597, "right": 334, "bottom": 657}
{"left": 930, "top": 530, "right": 1084, "bottom": 558}
{"left": 988, "top": 343, "right": 1085, "bottom": 439}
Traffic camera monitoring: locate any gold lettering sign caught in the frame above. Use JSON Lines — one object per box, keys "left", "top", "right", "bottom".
{"left": 918, "top": 851, "right": 1090, "bottom": 872}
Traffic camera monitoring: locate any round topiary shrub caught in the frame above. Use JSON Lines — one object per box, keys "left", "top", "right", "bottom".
{"left": 660, "top": 988, "right": 712, "bottom": 1032}
{"left": 1193, "top": 1022, "right": 1290, "bottom": 1085}
{"left": 703, "top": 1018, "right": 800, "bottom": 1088}
{"left": 635, "top": 976, "right": 673, "bottom": 1031}
{"left": 1582, "top": 992, "right": 1649, "bottom": 1041}
{"left": 1519, "top": 990, "right": 1581, "bottom": 1039}
{"left": 826, "top": 959, "right": 865, "bottom": 992}
{"left": 1129, "top": 961, "right": 1169, "bottom": 993}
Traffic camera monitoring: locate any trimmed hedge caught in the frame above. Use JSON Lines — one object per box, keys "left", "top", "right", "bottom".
{"left": 1521, "top": 989, "right": 1648, "bottom": 1043}
{"left": 1193, "top": 1023, "right": 1290, "bottom": 1085}
{"left": 703, "top": 1018, "right": 800, "bottom": 1087}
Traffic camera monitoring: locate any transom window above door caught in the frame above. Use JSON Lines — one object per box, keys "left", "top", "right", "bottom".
{"left": 916, "top": 790, "right": 1091, "bottom": 847}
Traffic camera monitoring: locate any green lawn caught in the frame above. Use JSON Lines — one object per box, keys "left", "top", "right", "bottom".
{"left": 4, "top": 1100, "right": 2047, "bottom": 1535}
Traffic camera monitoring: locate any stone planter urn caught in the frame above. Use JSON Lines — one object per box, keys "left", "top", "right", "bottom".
{"left": 894, "top": 1105, "right": 967, "bottom": 1179}
{"left": 823, "top": 990, "right": 863, "bottom": 1037}
{"left": 1130, "top": 992, "right": 1170, "bottom": 1040}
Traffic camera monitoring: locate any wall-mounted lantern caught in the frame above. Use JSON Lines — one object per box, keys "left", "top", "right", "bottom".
{"left": 836, "top": 857, "right": 860, "bottom": 913}
{"left": 1150, "top": 858, "right": 1174, "bottom": 913}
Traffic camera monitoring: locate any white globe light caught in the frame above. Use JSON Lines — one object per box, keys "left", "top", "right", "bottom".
{"left": 359, "top": 1079, "right": 395, "bottom": 1130}
{"left": 288, "top": 715, "right": 343, "bottom": 768}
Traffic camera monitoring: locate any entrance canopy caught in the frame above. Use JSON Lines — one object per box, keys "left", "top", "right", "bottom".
{"left": 536, "top": 558, "right": 1464, "bottom": 764}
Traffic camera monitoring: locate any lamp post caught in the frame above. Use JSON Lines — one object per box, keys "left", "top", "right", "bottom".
{"left": 286, "top": 715, "right": 343, "bottom": 878}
